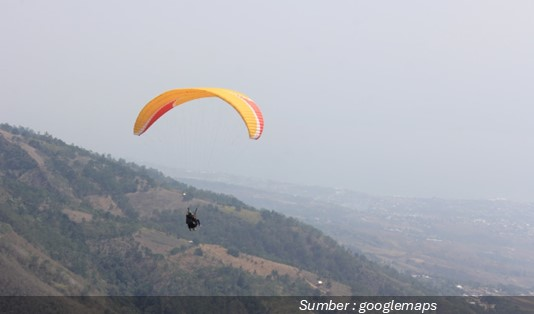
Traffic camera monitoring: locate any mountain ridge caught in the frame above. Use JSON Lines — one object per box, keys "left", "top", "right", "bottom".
{"left": 0, "top": 123, "right": 436, "bottom": 297}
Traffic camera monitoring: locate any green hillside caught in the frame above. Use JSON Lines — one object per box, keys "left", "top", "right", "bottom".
{"left": 0, "top": 123, "right": 435, "bottom": 298}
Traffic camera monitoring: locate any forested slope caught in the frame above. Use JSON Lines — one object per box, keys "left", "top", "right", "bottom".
{"left": 0, "top": 124, "right": 433, "bottom": 297}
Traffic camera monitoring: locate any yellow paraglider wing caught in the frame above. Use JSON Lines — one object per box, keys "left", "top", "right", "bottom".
{"left": 133, "top": 88, "right": 264, "bottom": 140}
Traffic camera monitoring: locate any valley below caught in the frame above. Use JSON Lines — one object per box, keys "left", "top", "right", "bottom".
{"left": 177, "top": 172, "right": 534, "bottom": 296}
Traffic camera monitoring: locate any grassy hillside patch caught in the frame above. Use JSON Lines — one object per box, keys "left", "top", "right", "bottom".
{"left": 220, "top": 205, "right": 261, "bottom": 224}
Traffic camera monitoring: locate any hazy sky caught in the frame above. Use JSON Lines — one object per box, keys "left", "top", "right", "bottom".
{"left": 2, "top": 0, "right": 534, "bottom": 202}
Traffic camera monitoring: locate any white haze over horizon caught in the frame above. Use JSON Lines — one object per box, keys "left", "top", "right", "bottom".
{"left": 1, "top": 1, "right": 534, "bottom": 203}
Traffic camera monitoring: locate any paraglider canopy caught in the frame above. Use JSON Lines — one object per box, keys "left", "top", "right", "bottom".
{"left": 133, "top": 87, "right": 264, "bottom": 140}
